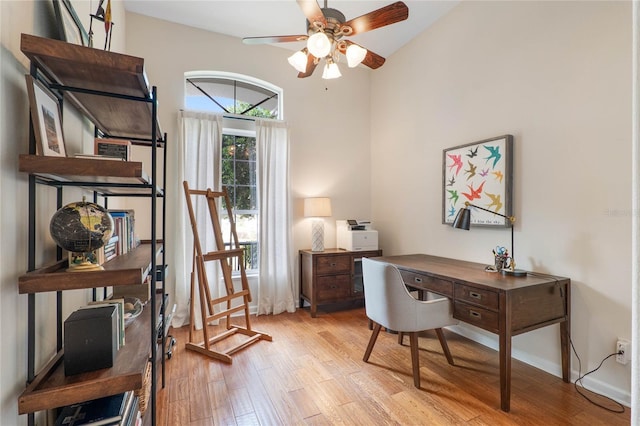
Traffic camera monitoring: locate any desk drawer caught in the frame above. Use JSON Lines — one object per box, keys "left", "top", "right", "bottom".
{"left": 455, "top": 284, "right": 499, "bottom": 311}
{"left": 316, "top": 275, "right": 351, "bottom": 301}
{"left": 317, "top": 256, "right": 351, "bottom": 274}
{"left": 454, "top": 301, "right": 499, "bottom": 333}
{"left": 400, "top": 271, "right": 453, "bottom": 297}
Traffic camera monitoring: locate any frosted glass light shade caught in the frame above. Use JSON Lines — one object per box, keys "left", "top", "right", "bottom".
{"left": 322, "top": 62, "right": 341, "bottom": 79}
{"left": 346, "top": 44, "right": 367, "bottom": 67}
{"left": 288, "top": 50, "right": 308, "bottom": 73}
{"left": 304, "top": 197, "right": 332, "bottom": 217}
{"left": 307, "top": 32, "right": 331, "bottom": 58}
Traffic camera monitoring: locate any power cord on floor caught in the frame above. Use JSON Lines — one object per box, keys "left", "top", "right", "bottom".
{"left": 569, "top": 336, "right": 626, "bottom": 413}
{"left": 526, "top": 272, "right": 626, "bottom": 413}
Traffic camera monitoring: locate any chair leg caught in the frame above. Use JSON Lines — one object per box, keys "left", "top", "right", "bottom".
{"left": 409, "top": 332, "right": 420, "bottom": 388}
{"left": 398, "top": 331, "right": 404, "bottom": 345}
{"left": 435, "top": 328, "right": 454, "bottom": 365}
{"left": 364, "top": 322, "right": 382, "bottom": 362}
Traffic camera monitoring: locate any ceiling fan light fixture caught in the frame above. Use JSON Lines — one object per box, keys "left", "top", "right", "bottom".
{"left": 307, "top": 32, "right": 332, "bottom": 58}
{"left": 322, "top": 60, "right": 341, "bottom": 80}
{"left": 288, "top": 49, "right": 308, "bottom": 73}
{"left": 346, "top": 44, "right": 367, "bottom": 68}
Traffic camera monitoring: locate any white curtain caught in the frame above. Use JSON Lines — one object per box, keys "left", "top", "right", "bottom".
{"left": 171, "top": 112, "right": 294, "bottom": 326}
{"left": 172, "top": 111, "right": 222, "bottom": 328}
{"left": 256, "top": 119, "right": 296, "bottom": 315}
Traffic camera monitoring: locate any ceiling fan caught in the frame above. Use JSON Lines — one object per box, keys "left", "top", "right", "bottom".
{"left": 242, "top": 0, "right": 409, "bottom": 79}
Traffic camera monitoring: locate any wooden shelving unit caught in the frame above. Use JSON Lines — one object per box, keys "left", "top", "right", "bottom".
{"left": 19, "top": 33, "right": 166, "bottom": 426}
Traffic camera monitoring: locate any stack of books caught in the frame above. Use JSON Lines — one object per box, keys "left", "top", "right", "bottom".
{"left": 108, "top": 210, "right": 137, "bottom": 256}
{"left": 54, "top": 391, "right": 141, "bottom": 426}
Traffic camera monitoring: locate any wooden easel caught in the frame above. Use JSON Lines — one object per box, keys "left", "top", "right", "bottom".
{"left": 182, "top": 181, "right": 271, "bottom": 363}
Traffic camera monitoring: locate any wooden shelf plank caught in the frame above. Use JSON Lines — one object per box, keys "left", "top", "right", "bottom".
{"left": 19, "top": 154, "right": 145, "bottom": 178}
{"left": 18, "top": 299, "right": 152, "bottom": 414}
{"left": 20, "top": 33, "right": 162, "bottom": 142}
{"left": 18, "top": 155, "right": 165, "bottom": 196}
{"left": 19, "top": 244, "right": 161, "bottom": 294}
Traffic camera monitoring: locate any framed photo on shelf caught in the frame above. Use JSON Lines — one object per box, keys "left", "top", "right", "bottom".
{"left": 442, "top": 134, "right": 513, "bottom": 227}
{"left": 53, "top": 0, "right": 89, "bottom": 46}
{"left": 25, "top": 75, "right": 67, "bottom": 157}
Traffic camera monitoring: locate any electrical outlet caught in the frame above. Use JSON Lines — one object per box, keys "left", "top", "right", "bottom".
{"left": 616, "top": 339, "right": 630, "bottom": 365}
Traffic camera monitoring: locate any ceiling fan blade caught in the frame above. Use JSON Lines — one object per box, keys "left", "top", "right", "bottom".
{"left": 297, "top": 0, "right": 327, "bottom": 28}
{"left": 298, "top": 54, "right": 319, "bottom": 78}
{"left": 339, "top": 41, "right": 386, "bottom": 69}
{"left": 243, "top": 35, "right": 308, "bottom": 44}
{"left": 341, "top": 1, "right": 409, "bottom": 36}
{"left": 361, "top": 49, "right": 386, "bottom": 69}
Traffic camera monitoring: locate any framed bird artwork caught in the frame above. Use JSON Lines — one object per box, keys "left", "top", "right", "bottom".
{"left": 442, "top": 135, "right": 513, "bottom": 227}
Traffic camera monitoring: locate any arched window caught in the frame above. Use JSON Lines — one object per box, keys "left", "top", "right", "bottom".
{"left": 184, "top": 72, "right": 283, "bottom": 273}
{"left": 184, "top": 71, "right": 282, "bottom": 119}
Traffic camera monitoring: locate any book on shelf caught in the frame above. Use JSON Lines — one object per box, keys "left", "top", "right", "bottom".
{"left": 107, "top": 210, "right": 137, "bottom": 256}
{"left": 94, "top": 138, "right": 132, "bottom": 161}
{"left": 103, "top": 235, "right": 119, "bottom": 261}
{"left": 54, "top": 391, "right": 133, "bottom": 426}
{"left": 74, "top": 154, "right": 125, "bottom": 161}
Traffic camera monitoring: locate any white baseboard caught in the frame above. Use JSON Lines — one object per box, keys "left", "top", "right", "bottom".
{"left": 448, "top": 325, "right": 631, "bottom": 407}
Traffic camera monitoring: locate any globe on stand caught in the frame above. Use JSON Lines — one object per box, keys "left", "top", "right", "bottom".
{"left": 49, "top": 200, "right": 114, "bottom": 272}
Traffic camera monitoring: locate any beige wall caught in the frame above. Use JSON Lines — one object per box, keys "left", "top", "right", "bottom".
{"left": 371, "top": 0, "right": 632, "bottom": 404}
{"left": 0, "top": 1, "right": 633, "bottom": 424}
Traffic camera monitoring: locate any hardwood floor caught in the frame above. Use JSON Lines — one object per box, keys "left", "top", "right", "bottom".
{"left": 155, "top": 306, "right": 630, "bottom": 425}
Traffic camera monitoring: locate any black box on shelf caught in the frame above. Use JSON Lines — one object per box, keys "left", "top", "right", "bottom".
{"left": 64, "top": 305, "right": 118, "bottom": 376}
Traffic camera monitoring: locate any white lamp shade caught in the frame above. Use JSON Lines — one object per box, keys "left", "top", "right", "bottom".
{"left": 322, "top": 62, "right": 342, "bottom": 80}
{"left": 307, "top": 32, "right": 331, "bottom": 58}
{"left": 304, "top": 197, "right": 332, "bottom": 217}
{"left": 288, "top": 50, "right": 308, "bottom": 73}
{"left": 346, "top": 44, "right": 367, "bottom": 68}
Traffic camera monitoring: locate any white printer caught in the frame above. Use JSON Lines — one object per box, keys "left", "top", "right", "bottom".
{"left": 336, "top": 220, "right": 379, "bottom": 251}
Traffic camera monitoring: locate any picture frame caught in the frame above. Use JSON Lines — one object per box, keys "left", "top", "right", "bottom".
{"left": 25, "top": 75, "right": 67, "bottom": 157}
{"left": 52, "top": 0, "right": 89, "bottom": 46}
{"left": 442, "top": 135, "right": 513, "bottom": 227}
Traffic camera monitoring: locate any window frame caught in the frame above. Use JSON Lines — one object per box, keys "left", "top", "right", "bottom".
{"left": 184, "top": 71, "right": 283, "bottom": 275}
{"left": 184, "top": 71, "right": 283, "bottom": 120}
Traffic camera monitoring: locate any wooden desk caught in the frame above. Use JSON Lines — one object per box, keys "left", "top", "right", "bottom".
{"left": 375, "top": 254, "right": 570, "bottom": 412}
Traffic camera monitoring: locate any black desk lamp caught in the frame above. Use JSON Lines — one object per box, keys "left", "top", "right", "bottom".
{"left": 452, "top": 201, "right": 527, "bottom": 277}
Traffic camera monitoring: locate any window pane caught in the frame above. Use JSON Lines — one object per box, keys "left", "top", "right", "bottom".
{"left": 220, "top": 214, "right": 259, "bottom": 271}
{"left": 185, "top": 77, "right": 278, "bottom": 118}
{"left": 222, "top": 137, "right": 235, "bottom": 159}
{"left": 236, "top": 186, "right": 256, "bottom": 211}
{"left": 234, "top": 137, "right": 256, "bottom": 161}
{"left": 222, "top": 159, "right": 234, "bottom": 184}
{"left": 235, "top": 161, "right": 256, "bottom": 186}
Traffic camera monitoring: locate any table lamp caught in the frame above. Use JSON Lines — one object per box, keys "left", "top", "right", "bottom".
{"left": 452, "top": 201, "right": 527, "bottom": 276}
{"left": 304, "top": 197, "right": 332, "bottom": 252}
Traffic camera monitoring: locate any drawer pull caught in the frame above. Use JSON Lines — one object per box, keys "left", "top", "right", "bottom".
{"left": 469, "top": 292, "right": 482, "bottom": 300}
{"left": 414, "top": 277, "right": 423, "bottom": 283}
{"left": 330, "top": 262, "right": 337, "bottom": 267}
{"left": 469, "top": 310, "right": 482, "bottom": 319}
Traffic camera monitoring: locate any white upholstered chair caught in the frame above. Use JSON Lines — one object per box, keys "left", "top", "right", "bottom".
{"left": 362, "top": 257, "right": 459, "bottom": 388}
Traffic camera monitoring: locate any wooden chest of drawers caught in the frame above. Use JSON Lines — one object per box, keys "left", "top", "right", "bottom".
{"left": 299, "top": 248, "right": 382, "bottom": 317}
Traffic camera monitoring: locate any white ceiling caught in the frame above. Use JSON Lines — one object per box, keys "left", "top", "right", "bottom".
{"left": 123, "top": 1, "right": 459, "bottom": 59}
